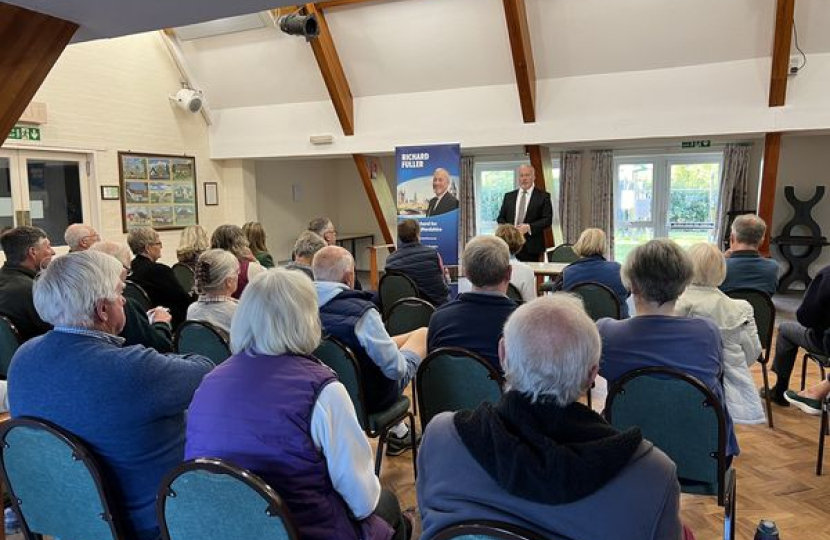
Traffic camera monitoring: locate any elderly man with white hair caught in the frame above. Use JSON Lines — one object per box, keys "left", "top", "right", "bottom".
{"left": 417, "top": 295, "right": 684, "bottom": 540}
{"left": 313, "top": 245, "right": 427, "bottom": 456}
{"left": 64, "top": 223, "right": 100, "bottom": 252}
{"left": 8, "top": 250, "right": 214, "bottom": 540}
{"left": 720, "top": 214, "right": 779, "bottom": 295}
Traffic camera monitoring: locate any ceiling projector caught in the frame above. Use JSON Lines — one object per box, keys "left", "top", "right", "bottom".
{"left": 170, "top": 88, "right": 204, "bottom": 113}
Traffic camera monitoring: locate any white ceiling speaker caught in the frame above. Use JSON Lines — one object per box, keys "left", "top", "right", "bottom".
{"left": 170, "top": 88, "right": 204, "bottom": 113}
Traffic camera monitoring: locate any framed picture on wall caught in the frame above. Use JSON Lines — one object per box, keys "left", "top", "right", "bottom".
{"left": 100, "top": 185, "right": 120, "bottom": 200}
{"left": 204, "top": 182, "right": 219, "bottom": 206}
{"left": 118, "top": 151, "right": 199, "bottom": 232}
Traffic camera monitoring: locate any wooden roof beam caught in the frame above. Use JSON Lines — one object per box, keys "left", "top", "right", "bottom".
{"left": 303, "top": 3, "right": 355, "bottom": 135}
{"left": 502, "top": 0, "right": 536, "bottom": 123}
{"left": 769, "top": 0, "right": 795, "bottom": 107}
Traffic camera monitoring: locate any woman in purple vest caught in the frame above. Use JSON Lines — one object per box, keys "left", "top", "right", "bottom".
{"left": 185, "top": 268, "right": 410, "bottom": 540}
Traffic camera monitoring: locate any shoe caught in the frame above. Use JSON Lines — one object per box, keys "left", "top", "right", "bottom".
{"left": 785, "top": 390, "right": 822, "bottom": 415}
{"left": 385, "top": 430, "right": 421, "bottom": 457}
{"left": 759, "top": 387, "right": 789, "bottom": 407}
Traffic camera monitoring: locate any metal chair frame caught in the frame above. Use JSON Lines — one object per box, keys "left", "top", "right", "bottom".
{"left": 817, "top": 395, "right": 830, "bottom": 475}
{"left": 0, "top": 314, "right": 21, "bottom": 379}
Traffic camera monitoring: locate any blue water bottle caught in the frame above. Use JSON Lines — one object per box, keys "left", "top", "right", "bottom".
{"left": 754, "top": 520, "right": 780, "bottom": 540}
{"left": 4, "top": 506, "right": 20, "bottom": 535}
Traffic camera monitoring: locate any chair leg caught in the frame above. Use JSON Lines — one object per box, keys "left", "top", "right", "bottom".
{"left": 761, "top": 360, "right": 774, "bottom": 429}
{"left": 375, "top": 431, "right": 387, "bottom": 477}
{"left": 817, "top": 403, "right": 828, "bottom": 476}
{"left": 801, "top": 353, "right": 809, "bottom": 391}
{"left": 411, "top": 377, "right": 418, "bottom": 417}
{"left": 408, "top": 412, "right": 418, "bottom": 479}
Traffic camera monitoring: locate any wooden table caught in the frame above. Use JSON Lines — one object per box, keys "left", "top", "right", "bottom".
{"left": 525, "top": 261, "right": 569, "bottom": 289}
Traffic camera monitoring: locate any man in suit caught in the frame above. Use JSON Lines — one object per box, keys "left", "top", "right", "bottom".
{"left": 425, "top": 168, "right": 459, "bottom": 217}
{"left": 496, "top": 164, "right": 553, "bottom": 262}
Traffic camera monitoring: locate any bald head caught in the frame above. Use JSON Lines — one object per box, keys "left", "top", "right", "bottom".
{"left": 64, "top": 223, "right": 99, "bottom": 252}
{"left": 312, "top": 245, "right": 355, "bottom": 287}
{"left": 89, "top": 241, "right": 132, "bottom": 268}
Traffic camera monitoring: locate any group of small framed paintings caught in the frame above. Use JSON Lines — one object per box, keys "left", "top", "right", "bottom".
{"left": 118, "top": 151, "right": 199, "bottom": 232}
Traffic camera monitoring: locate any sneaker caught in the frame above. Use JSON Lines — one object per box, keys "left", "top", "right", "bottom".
{"left": 759, "top": 387, "right": 789, "bottom": 407}
{"left": 785, "top": 390, "right": 822, "bottom": 415}
{"left": 385, "top": 430, "right": 421, "bottom": 457}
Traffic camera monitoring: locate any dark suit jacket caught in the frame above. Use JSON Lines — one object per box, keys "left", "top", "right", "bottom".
{"left": 426, "top": 192, "right": 459, "bottom": 217}
{"left": 496, "top": 188, "right": 553, "bottom": 258}
{"left": 0, "top": 264, "right": 51, "bottom": 342}
{"left": 130, "top": 255, "right": 193, "bottom": 329}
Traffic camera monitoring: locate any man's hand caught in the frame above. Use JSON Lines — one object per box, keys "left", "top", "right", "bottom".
{"left": 148, "top": 307, "right": 172, "bottom": 325}
{"left": 517, "top": 223, "right": 531, "bottom": 235}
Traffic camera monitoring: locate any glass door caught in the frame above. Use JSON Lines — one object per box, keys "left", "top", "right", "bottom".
{"left": 614, "top": 160, "right": 656, "bottom": 263}
{"left": 667, "top": 157, "right": 722, "bottom": 248}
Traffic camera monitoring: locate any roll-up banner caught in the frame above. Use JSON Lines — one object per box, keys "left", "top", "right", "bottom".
{"left": 395, "top": 144, "right": 460, "bottom": 266}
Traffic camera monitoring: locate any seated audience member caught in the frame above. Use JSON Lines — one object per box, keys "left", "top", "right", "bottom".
{"left": 417, "top": 295, "right": 683, "bottom": 540}
{"left": 186, "top": 269, "right": 410, "bottom": 540}
{"left": 563, "top": 228, "right": 630, "bottom": 318}
{"left": 211, "top": 224, "right": 265, "bottom": 299}
{"left": 384, "top": 219, "right": 449, "bottom": 307}
{"left": 176, "top": 225, "right": 209, "bottom": 269}
{"left": 9, "top": 251, "right": 213, "bottom": 540}
{"left": 765, "top": 262, "right": 830, "bottom": 409}
{"left": 64, "top": 223, "right": 100, "bottom": 252}
{"left": 243, "top": 221, "right": 275, "bottom": 268}
{"left": 0, "top": 226, "right": 54, "bottom": 340}
{"left": 286, "top": 231, "right": 326, "bottom": 279}
{"left": 313, "top": 246, "right": 427, "bottom": 455}
{"left": 719, "top": 214, "right": 779, "bottom": 295}
{"left": 187, "top": 249, "right": 239, "bottom": 334}
{"left": 309, "top": 217, "right": 363, "bottom": 290}
{"left": 676, "top": 243, "right": 765, "bottom": 424}
{"left": 128, "top": 227, "right": 193, "bottom": 328}
{"left": 428, "top": 236, "right": 516, "bottom": 371}
{"left": 789, "top": 376, "right": 830, "bottom": 416}
{"left": 495, "top": 224, "right": 536, "bottom": 303}
{"left": 598, "top": 238, "right": 739, "bottom": 457}
{"left": 91, "top": 241, "right": 175, "bottom": 353}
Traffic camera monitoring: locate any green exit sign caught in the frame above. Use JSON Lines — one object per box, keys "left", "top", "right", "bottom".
{"left": 8, "top": 126, "right": 41, "bottom": 141}
{"left": 682, "top": 140, "right": 711, "bottom": 149}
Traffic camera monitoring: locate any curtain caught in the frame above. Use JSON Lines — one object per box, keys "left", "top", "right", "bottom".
{"left": 459, "top": 155, "right": 476, "bottom": 252}
{"left": 559, "top": 152, "right": 582, "bottom": 244}
{"left": 590, "top": 150, "right": 614, "bottom": 254}
{"left": 714, "top": 144, "right": 753, "bottom": 247}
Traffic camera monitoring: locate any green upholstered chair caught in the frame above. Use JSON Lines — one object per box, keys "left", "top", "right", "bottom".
{"left": 566, "top": 281, "right": 621, "bottom": 321}
{"left": 171, "top": 263, "right": 196, "bottom": 294}
{"left": 158, "top": 458, "right": 299, "bottom": 540}
{"left": 174, "top": 320, "right": 231, "bottom": 365}
{"left": 0, "top": 315, "right": 21, "bottom": 379}
{"left": 124, "top": 280, "right": 152, "bottom": 312}
{"left": 314, "top": 337, "right": 417, "bottom": 476}
{"left": 544, "top": 244, "right": 579, "bottom": 264}
{"left": 725, "top": 288, "right": 776, "bottom": 428}
{"left": 433, "top": 521, "right": 549, "bottom": 540}
{"left": 506, "top": 283, "right": 523, "bottom": 304}
{"left": 378, "top": 271, "right": 420, "bottom": 319}
{"left": 384, "top": 297, "right": 435, "bottom": 336}
{"left": 415, "top": 347, "right": 504, "bottom": 432}
{"left": 0, "top": 417, "right": 126, "bottom": 540}
{"left": 605, "top": 366, "right": 731, "bottom": 506}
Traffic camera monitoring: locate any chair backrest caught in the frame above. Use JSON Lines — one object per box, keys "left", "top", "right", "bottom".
{"left": 174, "top": 320, "right": 231, "bottom": 365}
{"left": 725, "top": 288, "right": 775, "bottom": 352}
{"left": 314, "top": 337, "right": 369, "bottom": 429}
{"left": 416, "top": 347, "right": 504, "bottom": 432}
{"left": 158, "top": 458, "right": 300, "bottom": 540}
{"left": 433, "top": 520, "right": 549, "bottom": 540}
{"left": 385, "top": 297, "right": 435, "bottom": 335}
{"left": 605, "top": 367, "right": 726, "bottom": 497}
{"left": 124, "top": 280, "right": 152, "bottom": 312}
{"left": 566, "top": 281, "right": 621, "bottom": 321}
{"left": 379, "top": 271, "right": 420, "bottom": 319}
{"left": 545, "top": 244, "right": 579, "bottom": 263}
{"left": 0, "top": 315, "right": 21, "bottom": 378}
{"left": 506, "top": 283, "right": 523, "bottom": 304}
{"left": 172, "top": 263, "right": 196, "bottom": 294}
{"left": 0, "top": 417, "right": 125, "bottom": 540}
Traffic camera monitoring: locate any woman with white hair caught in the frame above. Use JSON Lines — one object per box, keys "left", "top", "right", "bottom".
{"left": 210, "top": 224, "right": 265, "bottom": 299}
{"left": 185, "top": 269, "right": 410, "bottom": 540}
{"left": 597, "top": 238, "right": 739, "bottom": 458}
{"left": 186, "top": 249, "right": 240, "bottom": 334}
{"left": 562, "top": 228, "right": 630, "bottom": 317}
{"left": 676, "top": 243, "right": 765, "bottom": 424}
{"left": 9, "top": 251, "right": 213, "bottom": 540}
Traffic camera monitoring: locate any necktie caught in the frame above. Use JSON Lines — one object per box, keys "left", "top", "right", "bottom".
{"left": 516, "top": 190, "right": 528, "bottom": 226}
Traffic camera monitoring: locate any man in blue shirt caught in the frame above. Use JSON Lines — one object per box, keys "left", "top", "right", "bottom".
{"left": 720, "top": 214, "right": 779, "bottom": 295}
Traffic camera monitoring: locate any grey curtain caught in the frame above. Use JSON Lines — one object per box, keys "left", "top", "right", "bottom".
{"left": 459, "top": 155, "right": 476, "bottom": 251}
{"left": 559, "top": 152, "right": 582, "bottom": 244}
{"left": 715, "top": 144, "right": 753, "bottom": 246}
{"left": 590, "top": 150, "right": 614, "bottom": 254}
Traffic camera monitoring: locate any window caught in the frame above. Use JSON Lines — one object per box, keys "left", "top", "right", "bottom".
{"left": 614, "top": 152, "right": 723, "bottom": 262}
{"left": 474, "top": 159, "right": 560, "bottom": 236}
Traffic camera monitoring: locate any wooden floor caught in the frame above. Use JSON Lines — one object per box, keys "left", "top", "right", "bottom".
{"left": 378, "top": 292, "right": 830, "bottom": 540}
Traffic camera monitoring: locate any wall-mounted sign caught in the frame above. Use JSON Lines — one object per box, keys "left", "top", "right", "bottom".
{"left": 8, "top": 126, "right": 41, "bottom": 141}
{"left": 681, "top": 140, "right": 711, "bottom": 149}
